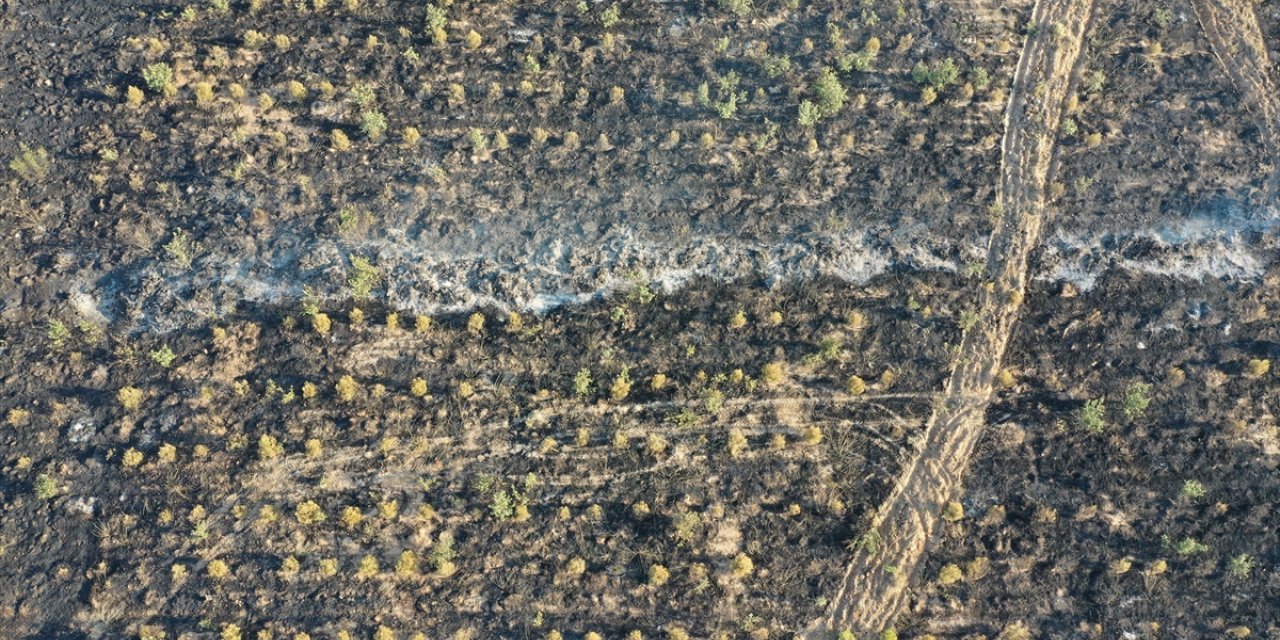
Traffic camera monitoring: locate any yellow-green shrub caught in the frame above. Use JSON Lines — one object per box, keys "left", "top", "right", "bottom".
{"left": 295, "top": 500, "right": 325, "bottom": 525}
{"left": 761, "top": 361, "right": 785, "bottom": 386}
{"left": 118, "top": 386, "right": 144, "bottom": 411}
{"left": 258, "top": 434, "right": 284, "bottom": 460}
{"left": 335, "top": 375, "right": 359, "bottom": 402}
{"left": 410, "top": 378, "right": 428, "bottom": 397}
{"left": 312, "top": 312, "right": 331, "bottom": 335}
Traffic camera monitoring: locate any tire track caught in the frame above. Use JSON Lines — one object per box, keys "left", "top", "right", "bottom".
{"left": 1190, "top": 0, "right": 1280, "bottom": 196}
{"left": 799, "top": 0, "right": 1095, "bottom": 636}
{"left": 141, "top": 388, "right": 932, "bottom": 626}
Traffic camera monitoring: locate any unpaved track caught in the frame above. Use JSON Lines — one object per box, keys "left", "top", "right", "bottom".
{"left": 1191, "top": 0, "right": 1280, "bottom": 195}
{"left": 800, "top": 0, "right": 1095, "bottom": 635}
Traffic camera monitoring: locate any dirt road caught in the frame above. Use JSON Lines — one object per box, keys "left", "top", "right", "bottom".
{"left": 1191, "top": 0, "right": 1280, "bottom": 197}
{"left": 801, "top": 0, "right": 1096, "bottom": 635}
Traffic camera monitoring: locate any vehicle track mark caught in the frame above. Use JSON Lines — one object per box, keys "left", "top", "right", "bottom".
{"left": 1190, "top": 0, "right": 1280, "bottom": 197}
{"left": 800, "top": 0, "right": 1095, "bottom": 635}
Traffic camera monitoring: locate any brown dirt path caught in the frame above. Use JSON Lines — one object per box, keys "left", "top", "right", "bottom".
{"left": 799, "top": 0, "right": 1096, "bottom": 635}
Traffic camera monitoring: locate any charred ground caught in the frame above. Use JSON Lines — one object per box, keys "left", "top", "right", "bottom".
{"left": 1, "top": 0, "right": 1278, "bottom": 638}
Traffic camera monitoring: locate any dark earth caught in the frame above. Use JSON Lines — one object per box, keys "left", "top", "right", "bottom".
{"left": 1, "top": 0, "right": 1278, "bottom": 638}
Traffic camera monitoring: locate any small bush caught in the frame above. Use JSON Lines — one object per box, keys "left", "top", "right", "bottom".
{"left": 610, "top": 370, "right": 632, "bottom": 401}
{"left": 9, "top": 145, "right": 51, "bottom": 182}
{"left": 122, "top": 448, "right": 144, "bottom": 467}
{"left": 1109, "top": 557, "right": 1132, "bottom": 575}
{"left": 937, "top": 563, "right": 963, "bottom": 584}
{"left": 1078, "top": 398, "right": 1105, "bottom": 433}
{"left": 347, "top": 256, "right": 379, "bottom": 298}
{"left": 193, "top": 82, "right": 214, "bottom": 107}
{"left": 295, "top": 500, "right": 326, "bottom": 525}
{"left": 163, "top": 229, "right": 197, "bottom": 268}
{"left": 648, "top": 564, "right": 670, "bottom": 586}
{"left": 941, "top": 501, "right": 964, "bottom": 522}
{"left": 330, "top": 129, "right": 351, "bottom": 151}
{"left": 410, "top": 378, "right": 429, "bottom": 397}
{"left": 243, "top": 30, "right": 267, "bottom": 49}
{"left": 761, "top": 361, "right": 786, "bottom": 386}
{"left": 396, "top": 550, "right": 419, "bottom": 576}
{"left": 46, "top": 320, "right": 70, "bottom": 346}
{"left": 1084, "top": 69, "right": 1106, "bottom": 94}
{"left": 489, "top": 489, "right": 516, "bottom": 520}
{"left": 139, "top": 625, "right": 167, "bottom": 640}
{"left": 911, "top": 58, "right": 960, "bottom": 90}
{"left": 456, "top": 381, "right": 475, "bottom": 399}
{"left": 319, "top": 558, "right": 339, "bottom": 577}
{"left": 312, "top": 312, "right": 331, "bottom": 335}
{"left": 357, "top": 555, "right": 379, "bottom": 579}
{"left": 1228, "top": 553, "right": 1255, "bottom": 578}
{"left": 1174, "top": 537, "right": 1208, "bottom": 556}
{"left": 425, "top": 4, "right": 447, "bottom": 31}
{"left": 402, "top": 127, "right": 421, "bottom": 147}
{"left": 6, "top": 408, "right": 30, "bottom": 427}
{"left": 341, "top": 506, "right": 363, "bottom": 529}
{"left": 259, "top": 434, "right": 284, "bottom": 460}
{"left": 761, "top": 55, "right": 791, "bottom": 78}
{"left": 838, "top": 51, "right": 874, "bottom": 72}
{"left": 998, "top": 623, "right": 1032, "bottom": 640}
{"left": 360, "top": 110, "right": 388, "bottom": 139}
{"left": 467, "top": 312, "right": 486, "bottom": 335}
{"left": 142, "top": 63, "right": 173, "bottom": 92}
{"left": 601, "top": 3, "right": 621, "bottom": 28}
{"left": 727, "top": 428, "right": 748, "bottom": 457}
{"left": 118, "top": 386, "right": 144, "bottom": 411}
{"left": 847, "top": 375, "right": 867, "bottom": 395}
{"left": 149, "top": 345, "right": 177, "bottom": 368}
{"left": 335, "top": 375, "right": 359, "bottom": 402}
{"left": 125, "top": 86, "right": 145, "bottom": 108}
{"left": 813, "top": 68, "right": 846, "bottom": 116}
{"left": 797, "top": 100, "right": 821, "bottom": 126}
{"left": 801, "top": 425, "right": 823, "bottom": 445}
{"left": 34, "top": 474, "right": 58, "bottom": 499}
{"left": 1122, "top": 382, "right": 1151, "bottom": 419}
{"left": 208, "top": 560, "right": 231, "bottom": 579}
